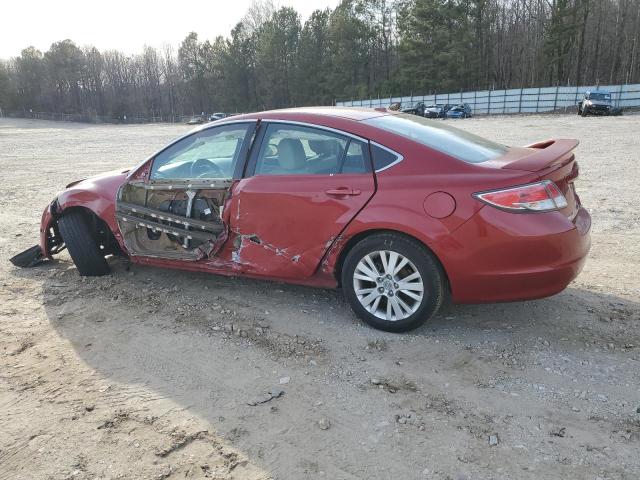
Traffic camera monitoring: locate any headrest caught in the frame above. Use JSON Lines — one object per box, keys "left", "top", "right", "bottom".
{"left": 277, "top": 138, "right": 306, "bottom": 171}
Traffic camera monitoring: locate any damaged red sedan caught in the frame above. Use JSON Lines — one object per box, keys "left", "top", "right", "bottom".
{"left": 12, "top": 108, "right": 591, "bottom": 332}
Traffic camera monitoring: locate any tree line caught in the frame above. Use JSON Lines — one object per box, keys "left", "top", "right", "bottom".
{"left": 0, "top": 0, "right": 638, "bottom": 121}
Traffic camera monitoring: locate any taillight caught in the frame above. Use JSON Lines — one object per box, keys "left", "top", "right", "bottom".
{"left": 473, "top": 180, "right": 568, "bottom": 212}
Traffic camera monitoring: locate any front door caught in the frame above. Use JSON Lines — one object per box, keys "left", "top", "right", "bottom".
{"left": 116, "top": 122, "right": 254, "bottom": 261}
{"left": 228, "top": 122, "right": 376, "bottom": 279}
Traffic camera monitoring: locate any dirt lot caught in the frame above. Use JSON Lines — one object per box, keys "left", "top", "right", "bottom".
{"left": 1, "top": 114, "right": 639, "bottom": 480}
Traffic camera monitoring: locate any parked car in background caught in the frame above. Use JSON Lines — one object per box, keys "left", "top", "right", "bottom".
{"left": 12, "top": 107, "right": 590, "bottom": 333}
{"left": 209, "top": 112, "right": 228, "bottom": 121}
{"left": 424, "top": 104, "right": 447, "bottom": 118}
{"left": 400, "top": 101, "right": 427, "bottom": 117}
{"left": 443, "top": 104, "right": 455, "bottom": 115}
{"left": 186, "top": 116, "right": 205, "bottom": 125}
{"left": 577, "top": 90, "right": 621, "bottom": 116}
{"left": 445, "top": 104, "right": 472, "bottom": 119}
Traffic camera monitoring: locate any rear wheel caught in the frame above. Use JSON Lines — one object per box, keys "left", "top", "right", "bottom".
{"left": 341, "top": 233, "right": 444, "bottom": 332}
{"left": 58, "top": 211, "right": 110, "bottom": 276}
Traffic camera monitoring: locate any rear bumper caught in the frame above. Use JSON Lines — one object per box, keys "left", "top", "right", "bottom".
{"left": 444, "top": 205, "right": 591, "bottom": 303}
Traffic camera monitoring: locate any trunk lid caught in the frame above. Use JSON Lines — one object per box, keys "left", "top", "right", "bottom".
{"left": 499, "top": 139, "right": 578, "bottom": 172}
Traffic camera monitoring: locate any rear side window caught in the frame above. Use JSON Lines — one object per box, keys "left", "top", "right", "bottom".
{"left": 364, "top": 113, "right": 508, "bottom": 163}
{"left": 254, "top": 123, "right": 369, "bottom": 176}
{"left": 371, "top": 144, "right": 400, "bottom": 171}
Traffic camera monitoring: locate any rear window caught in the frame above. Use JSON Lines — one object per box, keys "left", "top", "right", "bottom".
{"left": 364, "top": 113, "right": 508, "bottom": 163}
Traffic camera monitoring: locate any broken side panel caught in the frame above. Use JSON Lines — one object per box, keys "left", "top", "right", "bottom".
{"left": 226, "top": 173, "right": 376, "bottom": 279}
{"left": 116, "top": 180, "right": 231, "bottom": 261}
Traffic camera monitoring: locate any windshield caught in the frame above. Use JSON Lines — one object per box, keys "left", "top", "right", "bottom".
{"left": 364, "top": 113, "right": 508, "bottom": 163}
{"left": 588, "top": 92, "right": 611, "bottom": 101}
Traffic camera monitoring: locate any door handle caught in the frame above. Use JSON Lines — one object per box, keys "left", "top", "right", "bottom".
{"left": 326, "top": 188, "right": 361, "bottom": 196}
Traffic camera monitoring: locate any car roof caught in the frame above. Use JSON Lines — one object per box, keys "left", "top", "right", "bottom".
{"left": 229, "top": 106, "right": 392, "bottom": 123}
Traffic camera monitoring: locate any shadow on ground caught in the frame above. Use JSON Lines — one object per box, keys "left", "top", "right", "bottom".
{"left": 10, "top": 256, "right": 640, "bottom": 479}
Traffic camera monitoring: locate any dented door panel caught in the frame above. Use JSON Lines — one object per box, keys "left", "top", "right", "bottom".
{"left": 227, "top": 173, "right": 375, "bottom": 278}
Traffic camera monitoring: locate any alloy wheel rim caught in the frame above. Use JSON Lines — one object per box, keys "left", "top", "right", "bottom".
{"left": 353, "top": 250, "right": 424, "bottom": 321}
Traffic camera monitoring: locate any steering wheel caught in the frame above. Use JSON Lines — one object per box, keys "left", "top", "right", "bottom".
{"left": 190, "top": 158, "right": 224, "bottom": 178}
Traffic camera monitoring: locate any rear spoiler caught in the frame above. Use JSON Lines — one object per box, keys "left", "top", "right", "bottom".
{"left": 502, "top": 139, "right": 579, "bottom": 172}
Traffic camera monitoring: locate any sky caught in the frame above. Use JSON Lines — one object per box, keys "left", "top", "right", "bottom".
{"left": 0, "top": 0, "right": 341, "bottom": 59}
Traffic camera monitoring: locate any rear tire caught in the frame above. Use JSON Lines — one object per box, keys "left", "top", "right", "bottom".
{"left": 58, "top": 211, "right": 110, "bottom": 276}
{"left": 341, "top": 233, "right": 444, "bottom": 332}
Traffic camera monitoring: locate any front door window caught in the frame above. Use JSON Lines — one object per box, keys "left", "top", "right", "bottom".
{"left": 150, "top": 124, "right": 252, "bottom": 180}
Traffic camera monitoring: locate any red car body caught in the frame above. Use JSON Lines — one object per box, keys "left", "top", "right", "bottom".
{"left": 37, "top": 108, "right": 591, "bottom": 304}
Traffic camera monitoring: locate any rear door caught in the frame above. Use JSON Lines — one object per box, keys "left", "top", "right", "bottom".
{"left": 228, "top": 121, "right": 376, "bottom": 279}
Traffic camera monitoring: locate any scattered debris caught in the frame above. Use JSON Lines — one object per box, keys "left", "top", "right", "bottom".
{"left": 550, "top": 427, "right": 566, "bottom": 438}
{"left": 317, "top": 418, "right": 331, "bottom": 430}
{"left": 489, "top": 434, "right": 499, "bottom": 446}
{"left": 394, "top": 413, "right": 414, "bottom": 425}
{"left": 368, "top": 376, "right": 417, "bottom": 394}
{"left": 366, "top": 339, "right": 388, "bottom": 352}
{"left": 247, "top": 389, "right": 285, "bottom": 406}
{"left": 279, "top": 376, "right": 290, "bottom": 385}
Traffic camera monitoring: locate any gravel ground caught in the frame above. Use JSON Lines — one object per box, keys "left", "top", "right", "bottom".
{"left": 1, "top": 114, "right": 639, "bottom": 480}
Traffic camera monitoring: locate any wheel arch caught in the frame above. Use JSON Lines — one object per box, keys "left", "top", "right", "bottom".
{"left": 333, "top": 228, "right": 451, "bottom": 295}
{"left": 54, "top": 185, "right": 124, "bottom": 250}
{"left": 59, "top": 205, "right": 106, "bottom": 227}
{"left": 55, "top": 204, "right": 121, "bottom": 256}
